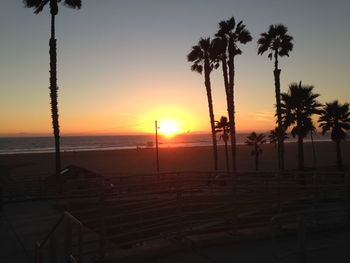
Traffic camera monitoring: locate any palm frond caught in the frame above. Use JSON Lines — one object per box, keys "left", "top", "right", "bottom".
{"left": 318, "top": 100, "right": 350, "bottom": 141}
{"left": 23, "top": 0, "right": 49, "bottom": 14}
{"left": 63, "top": 0, "right": 82, "bottom": 9}
{"left": 258, "top": 24, "right": 293, "bottom": 58}
{"left": 281, "top": 82, "right": 321, "bottom": 139}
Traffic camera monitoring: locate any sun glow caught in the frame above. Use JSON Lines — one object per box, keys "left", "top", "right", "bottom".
{"left": 134, "top": 106, "right": 200, "bottom": 135}
{"left": 158, "top": 120, "right": 180, "bottom": 137}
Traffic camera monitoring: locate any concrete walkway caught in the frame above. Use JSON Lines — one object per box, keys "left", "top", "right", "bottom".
{"left": 2, "top": 203, "right": 350, "bottom": 263}
{"left": 0, "top": 201, "right": 61, "bottom": 263}
{"left": 0, "top": 212, "right": 29, "bottom": 262}
{"left": 107, "top": 227, "right": 350, "bottom": 263}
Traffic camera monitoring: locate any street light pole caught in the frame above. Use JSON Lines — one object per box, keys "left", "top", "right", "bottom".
{"left": 155, "top": 120, "right": 160, "bottom": 172}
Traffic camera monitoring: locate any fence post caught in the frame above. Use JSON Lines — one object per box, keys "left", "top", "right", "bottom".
{"left": 231, "top": 175, "right": 237, "bottom": 234}
{"left": 346, "top": 173, "right": 350, "bottom": 222}
{"left": 49, "top": 233, "right": 57, "bottom": 263}
{"left": 312, "top": 172, "right": 319, "bottom": 225}
{"left": 276, "top": 173, "right": 282, "bottom": 216}
{"left": 0, "top": 185, "right": 3, "bottom": 212}
{"left": 35, "top": 242, "right": 42, "bottom": 263}
{"left": 297, "top": 217, "right": 306, "bottom": 263}
{"left": 64, "top": 218, "right": 72, "bottom": 260}
{"left": 78, "top": 223, "right": 83, "bottom": 263}
{"left": 176, "top": 190, "right": 183, "bottom": 238}
{"left": 98, "top": 181, "right": 106, "bottom": 262}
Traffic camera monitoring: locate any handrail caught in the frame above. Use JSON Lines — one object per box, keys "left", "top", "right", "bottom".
{"left": 271, "top": 207, "right": 350, "bottom": 262}
{"left": 35, "top": 211, "right": 84, "bottom": 263}
{"left": 36, "top": 213, "right": 65, "bottom": 249}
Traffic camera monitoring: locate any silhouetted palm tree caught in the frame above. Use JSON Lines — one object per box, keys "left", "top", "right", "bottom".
{"left": 269, "top": 127, "right": 288, "bottom": 147}
{"left": 281, "top": 82, "right": 321, "bottom": 170}
{"left": 215, "top": 116, "right": 230, "bottom": 171}
{"left": 24, "top": 0, "right": 81, "bottom": 174}
{"left": 269, "top": 127, "right": 288, "bottom": 168}
{"left": 258, "top": 24, "right": 293, "bottom": 171}
{"left": 318, "top": 101, "right": 350, "bottom": 170}
{"left": 214, "top": 16, "right": 252, "bottom": 172}
{"left": 245, "top": 132, "right": 266, "bottom": 171}
{"left": 188, "top": 38, "right": 219, "bottom": 171}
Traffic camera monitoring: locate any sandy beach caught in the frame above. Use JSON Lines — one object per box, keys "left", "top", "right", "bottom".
{"left": 1, "top": 141, "right": 350, "bottom": 178}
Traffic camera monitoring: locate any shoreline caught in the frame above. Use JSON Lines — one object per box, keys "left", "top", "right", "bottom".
{"left": 1, "top": 141, "right": 349, "bottom": 178}
{"left": 0, "top": 139, "right": 333, "bottom": 156}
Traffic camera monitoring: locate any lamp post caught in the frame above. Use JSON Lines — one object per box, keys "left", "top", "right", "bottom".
{"left": 155, "top": 120, "right": 160, "bottom": 172}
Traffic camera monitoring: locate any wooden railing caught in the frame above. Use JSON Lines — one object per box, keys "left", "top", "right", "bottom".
{"left": 35, "top": 212, "right": 84, "bottom": 263}
{"left": 2, "top": 170, "right": 350, "bottom": 262}
{"left": 271, "top": 207, "right": 350, "bottom": 263}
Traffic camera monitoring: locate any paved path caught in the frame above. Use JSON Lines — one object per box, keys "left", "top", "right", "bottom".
{"left": 0, "top": 201, "right": 60, "bottom": 263}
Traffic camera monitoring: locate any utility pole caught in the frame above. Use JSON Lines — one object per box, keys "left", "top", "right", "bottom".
{"left": 155, "top": 120, "right": 160, "bottom": 172}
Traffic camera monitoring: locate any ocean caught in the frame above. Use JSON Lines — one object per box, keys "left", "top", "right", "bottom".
{"left": 0, "top": 133, "right": 331, "bottom": 155}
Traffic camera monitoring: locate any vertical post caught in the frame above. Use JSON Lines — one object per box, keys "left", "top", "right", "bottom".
{"left": 297, "top": 217, "right": 306, "bottom": 263}
{"left": 35, "top": 242, "right": 42, "bottom": 263}
{"left": 64, "top": 218, "right": 72, "bottom": 260}
{"left": 277, "top": 173, "right": 282, "bottom": 216}
{"left": 176, "top": 190, "right": 183, "bottom": 237}
{"left": 313, "top": 172, "right": 319, "bottom": 225}
{"left": 0, "top": 185, "right": 3, "bottom": 212}
{"left": 98, "top": 182, "right": 106, "bottom": 262}
{"left": 155, "top": 120, "right": 160, "bottom": 172}
{"left": 270, "top": 218, "right": 278, "bottom": 259}
{"left": 49, "top": 234, "right": 57, "bottom": 263}
{"left": 231, "top": 174, "right": 237, "bottom": 234}
{"left": 346, "top": 173, "right": 350, "bottom": 222}
{"left": 78, "top": 223, "right": 83, "bottom": 263}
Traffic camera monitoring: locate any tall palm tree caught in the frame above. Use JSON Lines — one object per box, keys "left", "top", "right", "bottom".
{"left": 281, "top": 82, "right": 321, "bottom": 170}
{"left": 215, "top": 116, "right": 230, "bottom": 171}
{"left": 245, "top": 132, "right": 266, "bottom": 171}
{"left": 318, "top": 101, "right": 350, "bottom": 171}
{"left": 24, "top": 0, "right": 82, "bottom": 174}
{"left": 214, "top": 16, "right": 252, "bottom": 172}
{"left": 188, "top": 38, "right": 219, "bottom": 171}
{"left": 257, "top": 24, "right": 293, "bottom": 171}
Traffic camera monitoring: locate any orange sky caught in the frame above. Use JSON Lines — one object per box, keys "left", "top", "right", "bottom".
{"left": 0, "top": 1, "right": 349, "bottom": 137}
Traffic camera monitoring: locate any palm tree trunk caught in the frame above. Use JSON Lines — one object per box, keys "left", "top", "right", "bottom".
{"left": 50, "top": 2, "right": 61, "bottom": 174}
{"left": 224, "top": 139, "right": 229, "bottom": 172}
{"left": 274, "top": 52, "right": 284, "bottom": 171}
{"left": 221, "top": 56, "right": 232, "bottom": 173}
{"left": 310, "top": 131, "right": 317, "bottom": 167}
{"left": 221, "top": 58, "right": 229, "bottom": 99}
{"left": 228, "top": 46, "right": 237, "bottom": 172}
{"left": 204, "top": 57, "right": 218, "bottom": 171}
{"left": 255, "top": 153, "right": 259, "bottom": 171}
{"left": 335, "top": 140, "right": 343, "bottom": 171}
{"left": 297, "top": 135, "right": 304, "bottom": 170}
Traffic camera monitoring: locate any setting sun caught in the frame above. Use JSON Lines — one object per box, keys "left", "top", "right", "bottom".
{"left": 158, "top": 120, "right": 180, "bottom": 137}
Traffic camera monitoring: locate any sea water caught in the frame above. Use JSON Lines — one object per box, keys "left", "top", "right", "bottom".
{"left": 0, "top": 133, "right": 331, "bottom": 155}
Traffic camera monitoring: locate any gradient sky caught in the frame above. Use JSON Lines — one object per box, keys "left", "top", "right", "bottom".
{"left": 0, "top": 0, "right": 349, "bottom": 136}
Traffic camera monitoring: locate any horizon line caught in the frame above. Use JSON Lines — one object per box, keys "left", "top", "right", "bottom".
{"left": 0, "top": 130, "right": 278, "bottom": 138}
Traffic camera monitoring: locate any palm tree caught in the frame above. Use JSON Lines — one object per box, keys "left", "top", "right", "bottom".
{"left": 214, "top": 16, "right": 252, "bottom": 172}
{"left": 245, "top": 132, "right": 266, "bottom": 171}
{"left": 269, "top": 127, "right": 288, "bottom": 168}
{"left": 269, "top": 127, "right": 288, "bottom": 146}
{"left": 24, "top": 0, "right": 82, "bottom": 174}
{"left": 215, "top": 116, "right": 230, "bottom": 171}
{"left": 257, "top": 24, "right": 294, "bottom": 171}
{"left": 281, "top": 82, "right": 321, "bottom": 170}
{"left": 318, "top": 101, "right": 350, "bottom": 170}
{"left": 188, "top": 38, "right": 219, "bottom": 171}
